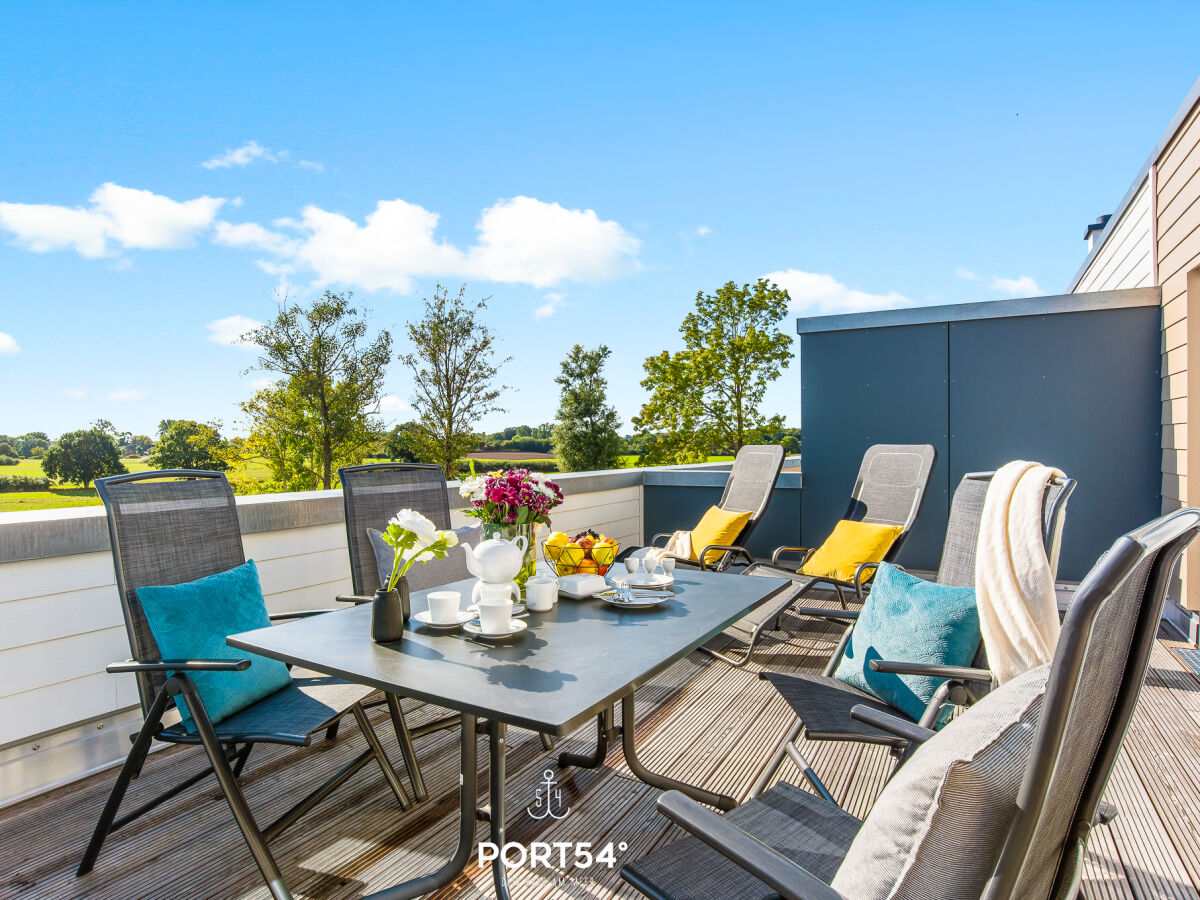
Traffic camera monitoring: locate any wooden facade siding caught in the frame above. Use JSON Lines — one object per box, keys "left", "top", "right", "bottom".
{"left": 1163, "top": 424, "right": 1187, "bottom": 451}
{"left": 1164, "top": 294, "right": 1188, "bottom": 327}
{"left": 1164, "top": 372, "right": 1189, "bottom": 402}
{"left": 1163, "top": 398, "right": 1187, "bottom": 425}
{"left": 1165, "top": 346, "right": 1188, "bottom": 376}
{"left": 1163, "top": 449, "right": 1187, "bottom": 477}
{"left": 1162, "top": 472, "right": 1185, "bottom": 504}
{"left": 1164, "top": 319, "right": 1188, "bottom": 353}
{"left": 3, "top": 602, "right": 1199, "bottom": 900}
{"left": 1077, "top": 182, "right": 1155, "bottom": 293}
{"left": 1157, "top": 181, "right": 1200, "bottom": 247}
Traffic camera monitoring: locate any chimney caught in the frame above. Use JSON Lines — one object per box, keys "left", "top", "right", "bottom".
{"left": 1084, "top": 214, "right": 1112, "bottom": 252}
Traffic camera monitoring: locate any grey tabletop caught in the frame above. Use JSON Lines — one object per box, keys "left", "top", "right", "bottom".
{"left": 228, "top": 569, "right": 790, "bottom": 735}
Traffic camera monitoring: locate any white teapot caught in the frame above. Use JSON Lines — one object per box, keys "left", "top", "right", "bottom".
{"left": 460, "top": 534, "right": 528, "bottom": 584}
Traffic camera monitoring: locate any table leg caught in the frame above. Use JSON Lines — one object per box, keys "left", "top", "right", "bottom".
{"left": 556, "top": 704, "right": 614, "bottom": 769}
{"left": 619, "top": 694, "right": 737, "bottom": 811}
{"left": 363, "top": 713, "right": 479, "bottom": 900}
{"left": 488, "top": 720, "right": 512, "bottom": 900}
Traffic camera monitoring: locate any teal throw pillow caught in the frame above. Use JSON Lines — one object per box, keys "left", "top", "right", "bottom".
{"left": 834, "top": 563, "right": 979, "bottom": 725}
{"left": 136, "top": 559, "right": 292, "bottom": 732}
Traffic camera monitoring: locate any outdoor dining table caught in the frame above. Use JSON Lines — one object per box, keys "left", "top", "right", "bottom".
{"left": 228, "top": 568, "right": 791, "bottom": 900}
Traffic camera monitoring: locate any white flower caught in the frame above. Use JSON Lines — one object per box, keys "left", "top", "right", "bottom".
{"left": 458, "top": 476, "right": 487, "bottom": 500}
{"left": 389, "top": 508, "right": 438, "bottom": 547}
{"left": 439, "top": 529, "right": 459, "bottom": 548}
{"left": 532, "top": 481, "right": 557, "bottom": 499}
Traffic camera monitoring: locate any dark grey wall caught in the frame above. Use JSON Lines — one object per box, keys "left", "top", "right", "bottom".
{"left": 798, "top": 306, "right": 1162, "bottom": 580}
{"left": 642, "top": 471, "right": 803, "bottom": 560}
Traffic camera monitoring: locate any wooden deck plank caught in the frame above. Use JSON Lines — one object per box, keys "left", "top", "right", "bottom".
{"left": 1, "top": 620, "right": 1198, "bottom": 900}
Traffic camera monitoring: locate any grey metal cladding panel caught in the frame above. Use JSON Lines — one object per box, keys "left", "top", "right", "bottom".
{"left": 947, "top": 308, "right": 1162, "bottom": 581}
{"left": 642, "top": 484, "right": 802, "bottom": 559}
{"left": 799, "top": 324, "right": 950, "bottom": 571}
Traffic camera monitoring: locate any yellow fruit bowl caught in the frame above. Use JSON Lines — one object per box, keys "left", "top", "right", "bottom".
{"left": 543, "top": 532, "right": 620, "bottom": 577}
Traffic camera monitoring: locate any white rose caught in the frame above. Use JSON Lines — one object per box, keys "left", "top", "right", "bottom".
{"left": 439, "top": 529, "right": 459, "bottom": 548}
{"left": 389, "top": 508, "right": 438, "bottom": 547}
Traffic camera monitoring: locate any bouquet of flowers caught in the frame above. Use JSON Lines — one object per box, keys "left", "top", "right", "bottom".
{"left": 458, "top": 468, "right": 564, "bottom": 525}
{"left": 379, "top": 508, "right": 459, "bottom": 592}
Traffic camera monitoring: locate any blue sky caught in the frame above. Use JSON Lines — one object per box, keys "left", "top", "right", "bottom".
{"left": 1, "top": 2, "right": 1197, "bottom": 439}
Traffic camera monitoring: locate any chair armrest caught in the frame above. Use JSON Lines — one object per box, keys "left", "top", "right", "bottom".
{"left": 852, "top": 562, "right": 883, "bottom": 599}
{"left": 850, "top": 705, "right": 936, "bottom": 746}
{"left": 269, "top": 609, "right": 338, "bottom": 621}
{"left": 653, "top": 791, "right": 843, "bottom": 900}
{"left": 771, "top": 545, "right": 813, "bottom": 566}
{"left": 869, "top": 660, "right": 994, "bottom": 682}
{"left": 697, "top": 544, "right": 755, "bottom": 571}
{"left": 335, "top": 594, "right": 373, "bottom": 605}
{"left": 107, "top": 658, "right": 250, "bottom": 674}
{"left": 791, "top": 607, "right": 859, "bottom": 622}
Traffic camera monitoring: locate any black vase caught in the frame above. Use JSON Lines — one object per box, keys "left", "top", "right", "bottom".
{"left": 371, "top": 578, "right": 409, "bottom": 643}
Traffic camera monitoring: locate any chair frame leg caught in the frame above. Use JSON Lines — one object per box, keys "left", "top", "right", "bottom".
{"left": 352, "top": 702, "right": 412, "bottom": 809}
{"left": 385, "top": 693, "right": 428, "bottom": 801}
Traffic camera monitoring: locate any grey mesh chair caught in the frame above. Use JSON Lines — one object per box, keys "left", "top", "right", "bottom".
{"left": 624, "top": 444, "right": 786, "bottom": 572}
{"left": 708, "top": 444, "right": 937, "bottom": 667}
{"left": 753, "top": 471, "right": 1074, "bottom": 803}
{"left": 78, "top": 471, "right": 416, "bottom": 900}
{"left": 621, "top": 506, "right": 1200, "bottom": 900}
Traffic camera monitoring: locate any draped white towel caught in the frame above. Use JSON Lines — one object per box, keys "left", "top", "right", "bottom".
{"left": 975, "top": 460, "right": 1066, "bottom": 686}
{"left": 634, "top": 531, "right": 693, "bottom": 564}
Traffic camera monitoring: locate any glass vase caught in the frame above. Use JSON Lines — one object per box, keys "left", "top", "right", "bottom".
{"left": 481, "top": 521, "right": 537, "bottom": 594}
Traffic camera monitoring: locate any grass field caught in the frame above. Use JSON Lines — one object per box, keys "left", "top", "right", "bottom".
{"left": 0, "top": 454, "right": 738, "bottom": 513}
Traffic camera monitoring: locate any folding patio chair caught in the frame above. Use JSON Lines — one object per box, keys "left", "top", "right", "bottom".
{"left": 633, "top": 443, "right": 785, "bottom": 572}
{"left": 77, "top": 471, "right": 416, "bottom": 900}
{"left": 751, "top": 470, "right": 1074, "bottom": 803}
{"left": 706, "top": 444, "right": 937, "bottom": 667}
{"left": 621, "top": 505, "right": 1199, "bottom": 900}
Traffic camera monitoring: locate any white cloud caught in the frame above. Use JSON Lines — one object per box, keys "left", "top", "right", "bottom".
{"left": 534, "top": 292, "right": 566, "bottom": 319}
{"left": 990, "top": 275, "right": 1043, "bottom": 297}
{"left": 62, "top": 388, "right": 87, "bottom": 399}
{"left": 379, "top": 395, "right": 409, "bottom": 414}
{"left": 206, "top": 314, "right": 263, "bottom": 347}
{"left": 0, "top": 183, "right": 225, "bottom": 258}
{"left": 202, "top": 140, "right": 278, "bottom": 169}
{"left": 0, "top": 332, "right": 18, "bottom": 354}
{"left": 695, "top": 225, "right": 712, "bottom": 237}
{"left": 954, "top": 267, "right": 982, "bottom": 281}
{"left": 108, "top": 389, "right": 147, "bottom": 402}
{"left": 217, "top": 195, "right": 640, "bottom": 293}
{"left": 247, "top": 377, "right": 277, "bottom": 391}
{"left": 763, "top": 268, "right": 910, "bottom": 315}
{"left": 296, "top": 160, "right": 326, "bottom": 173}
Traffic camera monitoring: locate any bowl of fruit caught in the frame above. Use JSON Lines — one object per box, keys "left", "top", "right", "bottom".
{"left": 543, "top": 529, "right": 619, "bottom": 576}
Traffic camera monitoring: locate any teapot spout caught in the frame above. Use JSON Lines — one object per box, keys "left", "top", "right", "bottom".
{"left": 460, "top": 542, "right": 479, "bottom": 577}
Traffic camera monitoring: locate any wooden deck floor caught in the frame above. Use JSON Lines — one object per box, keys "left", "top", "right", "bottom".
{"left": 3, "top": 607, "right": 1200, "bottom": 900}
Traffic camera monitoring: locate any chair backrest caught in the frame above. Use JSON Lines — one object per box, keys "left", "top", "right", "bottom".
{"left": 936, "top": 471, "right": 1076, "bottom": 588}
{"left": 843, "top": 444, "right": 937, "bottom": 562}
{"left": 95, "top": 470, "right": 245, "bottom": 716}
{"left": 704, "top": 444, "right": 785, "bottom": 568}
{"left": 339, "top": 462, "right": 452, "bottom": 596}
{"left": 989, "top": 507, "right": 1200, "bottom": 899}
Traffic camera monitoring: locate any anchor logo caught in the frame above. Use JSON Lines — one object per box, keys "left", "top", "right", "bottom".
{"left": 526, "top": 768, "right": 571, "bottom": 820}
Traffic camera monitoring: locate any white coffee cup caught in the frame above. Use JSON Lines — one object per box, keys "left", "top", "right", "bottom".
{"left": 525, "top": 575, "right": 558, "bottom": 611}
{"left": 428, "top": 590, "right": 461, "bottom": 625}
{"left": 477, "top": 597, "right": 513, "bottom": 634}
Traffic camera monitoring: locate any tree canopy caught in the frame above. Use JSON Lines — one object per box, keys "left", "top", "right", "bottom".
{"left": 242, "top": 291, "right": 392, "bottom": 489}
{"left": 553, "top": 344, "right": 623, "bottom": 472}
{"left": 147, "top": 420, "right": 228, "bottom": 471}
{"left": 42, "top": 428, "right": 127, "bottom": 487}
{"left": 633, "top": 279, "right": 793, "bottom": 464}
{"left": 399, "top": 284, "right": 508, "bottom": 477}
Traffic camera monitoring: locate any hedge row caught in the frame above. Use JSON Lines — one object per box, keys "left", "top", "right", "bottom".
{"left": 0, "top": 474, "right": 50, "bottom": 491}
{"left": 455, "top": 458, "right": 560, "bottom": 475}
{"left": 0, "top": 456, "right": 18, "bottom": 466}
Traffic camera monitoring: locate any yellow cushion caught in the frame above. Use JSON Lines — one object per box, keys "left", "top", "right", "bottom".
{"left": 799, "top": 520, "right": 904, "bottom": 583}
{"left": 690, "top": 506, "right": 753, "bottom": 566}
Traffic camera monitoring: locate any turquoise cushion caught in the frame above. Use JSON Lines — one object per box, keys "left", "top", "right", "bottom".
{"left": 136, "top": 559, "right": 292, "bottom": 732}
{"left": 834, "top": 563, "right": 979, "bottom": 725}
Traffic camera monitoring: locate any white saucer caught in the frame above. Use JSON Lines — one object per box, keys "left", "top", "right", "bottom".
{"left": 613, "top": 572, "right": 675, "bottom": 590}
{"left": 412, "top": 610, "right": 474, "bottom": 630}
{"left": 467, "top": 602, "right": 526, "bottom": 615}
{"left": 463, "top": 619, "right": 529, "bottom": 640}
{"left": 599, "top": 592, "right": 670, "bottom": 609}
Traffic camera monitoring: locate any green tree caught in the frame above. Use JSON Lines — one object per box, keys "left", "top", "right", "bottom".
{"left": 244, "top": 291, "right": 393, "bottom": 489}
{"left": 147, "top": 420, "right": 228, "bottom": 471}
{"left": 42, "top": 428, "right": 127, "bottom": 487}
{"left": 633, "top": 279, "right": 794, "bottom": 464}
{"left": 552, "top": 344, "right": 623, "bottom": 472}
{"left": 400, "top": 284, "right": 508, "bottom": 476}
{"left": 0, "top": 442, "right": 14, "bottom": 458}
{"left": 384, "top": 422, "right": 422, "bottom": 462}
{"left": 16, "top": 432, "right": 50, "bottom": 457}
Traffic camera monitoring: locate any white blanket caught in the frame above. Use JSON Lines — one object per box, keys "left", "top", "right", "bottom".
{"left": 634, "top": 531, "right": 693, "bottom": 563}
{"left": 975, "top": 460, "right": 1066, "bottom": 685}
